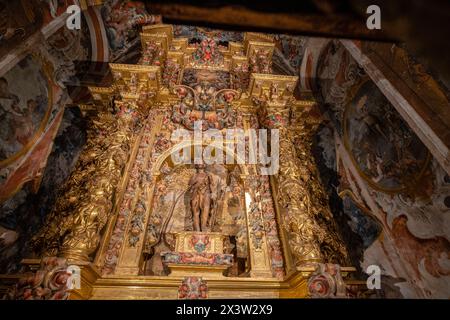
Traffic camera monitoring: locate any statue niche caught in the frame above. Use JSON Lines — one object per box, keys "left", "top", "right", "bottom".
{"left": 142, "top": 163, "right": 248, "bottom": 277}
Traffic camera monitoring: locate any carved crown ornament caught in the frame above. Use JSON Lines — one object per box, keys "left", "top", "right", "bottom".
{"left": 83, "top": 26, "right": 303, "bottom": 123}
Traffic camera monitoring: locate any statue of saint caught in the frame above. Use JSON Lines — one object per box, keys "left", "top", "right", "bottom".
{"left": 188, "top": 164, "right": 216, "bottom": 232}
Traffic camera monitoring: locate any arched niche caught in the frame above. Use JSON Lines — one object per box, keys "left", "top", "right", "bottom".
{"left": 141, "top": 140, "right": 250, "bottom": 276}
{"left": 150, "top": 140, "right": 249, "bottom": 177}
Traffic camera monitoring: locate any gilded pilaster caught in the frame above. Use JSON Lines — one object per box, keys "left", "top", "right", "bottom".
{"left": 114, "top": 114, "right": 163, "bottom": 275}
{"left": 241, "top": 173, "right": 274, "bottom": 278}
{"left": 240, "top": 115, "right": 275, "bottom": 278}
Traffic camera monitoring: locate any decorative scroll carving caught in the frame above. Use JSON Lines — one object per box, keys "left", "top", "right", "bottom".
{"left": 171, "top": 84, "right": 239, "bottom": 130}
{"left": 307, "top": 263, "right": 347, "bottom": 298}
{"left": 281, "top": 124, "right": 349, "bottom": 265}
{"left": 162, "top": 57, "right": 182, "bottom": 87}
{"left": 128, "top": 198, "right": 147, "bottom": 247}
{"left": 241, "top": 173, "right": 275, "bottom": 278}
{"left": 257, "top": 175, "right": 285, "bottom": 278}
{"left": 162, "top": 252, "right": 233, "bottom": 266}
{"left": 228, "top": 171, "right": 248, "bottom": 259}
{"left": 3, "top": 257, "right": 71, "bottom": 300}
{"left": 102, "top": 110, "right": 161, "bottom": 274}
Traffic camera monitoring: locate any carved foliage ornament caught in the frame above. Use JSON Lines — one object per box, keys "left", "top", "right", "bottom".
{"left": 276, "top": 125, "right": 349, "bottom": 266}
{"left": 31, "top": 100, "right": 139, "bottom": 262}
{"left": 171, "top": 84, "right": 239, "bottom": 130}
{"left": 191, "top": 39, "right": 224, "bottom": 67}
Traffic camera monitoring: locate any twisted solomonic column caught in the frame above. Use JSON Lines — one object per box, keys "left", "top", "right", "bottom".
{"left": 31, "top": 101, "right": 143, "bottom": 263}
{"left": 259, "top": 102, "right": 349, "bottom": 268}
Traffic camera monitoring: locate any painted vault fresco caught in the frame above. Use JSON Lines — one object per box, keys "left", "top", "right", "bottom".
{"left": 0, "top": 0, "right": 43, "bottom": 58}
{"left": 343, "top": 79, "right": 430, "bottom": 192}
{"left": 102, "top": 0, "right": 161, "bottom": 61}
{"left": 316, "top": 40, "right": 450, "bottom": 298}
{"left": 0, "top": 55, "right": 50, "bottom": 162}
{"left": 0, "top": 2, "right": 93, "bottom": 275}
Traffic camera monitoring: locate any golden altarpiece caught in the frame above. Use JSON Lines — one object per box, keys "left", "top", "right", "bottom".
{"left": 24, "top": 24, "right": 357, "bottom": 299}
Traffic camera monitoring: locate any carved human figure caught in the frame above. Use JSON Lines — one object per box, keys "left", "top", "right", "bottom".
{"left": 189, "top": 164, "right": 214, "bottom": 232}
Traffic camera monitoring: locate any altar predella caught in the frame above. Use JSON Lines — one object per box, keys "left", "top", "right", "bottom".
{"left": 12, "top": 24, "right": 358, "bottom": 299}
